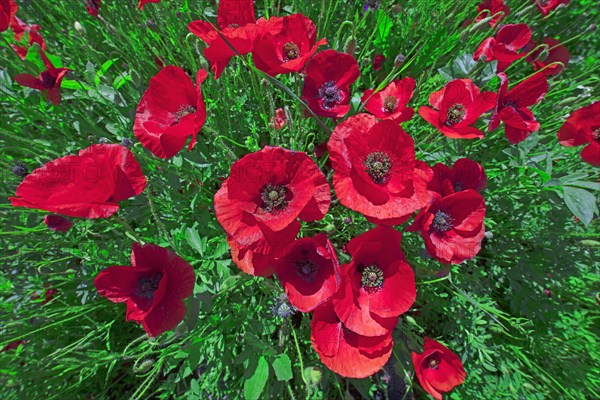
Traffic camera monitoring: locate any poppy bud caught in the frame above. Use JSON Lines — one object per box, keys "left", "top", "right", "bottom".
{"left": 74, "top": 21, "right": 85, "bottom": 34}
{"left": 588, "top": 24, "right": 597, "bottom": 32}
{"left": 303, "top": 366, "right": 322, "bottom": 388}
{"left": 394, "top": 54, "right": 405, "bottom": 68}
{"left": 307, "top": 143, "right": 315, "bottom": 153}
{"left": 372, "top": 54, "right": 385, "bottom": 71}
{"left": 12, "top": 161, "right": 28, "bottom": 177}
{"left": 98, "top": 137, "right": 110, "bottom": 144}
{"left": 544, "top": 289, "right": 552, "bottom": 297}
{"left": 324, "top": 224, "right": 336, "bottom": 234}
{"left": 392, "top": 4, "right": 402, "bottom": 14}
{"left": 133, "top": 358, "right": 155, "bottom": 375}
{"left": 484, "top": 231, "right": 494, "bottom": 240}
{"left": 345, "top": 37, "right": 357, "bottom": 57}
{"left": 121, "top": 138, "right": 135, "bottom": 148}
{"left": 145, "top": 19, "right": 157, "bottom": 32}
{"left": 343, "top": 216, "right": 353, "bottom": 224}
{"left": 537, "top": 47, "right": 550, "bottom": 63}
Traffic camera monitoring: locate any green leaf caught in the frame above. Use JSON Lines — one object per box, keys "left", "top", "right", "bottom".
{"left": 563, "top": 186, "right": 596, "bottom": 225}
{"left": 186, "top": 227, "right": 204, "bottom": 256}
{"left": 374, "top": 11, "right": 393, "bottom": 48}
{"left": 61, "top": 79, "right": 90, "bottom": 90}
{"left": 95, "top": 59, "right": 117, "bottom": 85}
{"left": 272, "top": 354, "right": 292, "bottom": 382}
{"left": 244, "top": 356, "right": 269, "bottom": 400}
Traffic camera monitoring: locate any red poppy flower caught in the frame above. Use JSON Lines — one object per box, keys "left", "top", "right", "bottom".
{"left": 310, "top": 301, "right": 393, "bottom": 378}
{"left": 133, "top": 66, "right": 208, "bottom": 158}
{"left": 409, "top": 190, "right": 486, "bottom": 264}
{"left": 428, "top": 158, "right": 487, "bottom": 197}
{"left": 524, "top": 38, "right": 569, "bottom": 76}
{"left": 332, "top": 226, "right": 416, "bottom": 337}
{"left": 86, "top": 0, "right": 101, "bottom": 17}
{"left": 412, "top": 337, "right": 466, "bottom": 400}
{"left": 138, "top": 0, "right": 160, "bottom": 10}
{"left": 301, "top": 50, "right": 360, "bottom": 119}
{"left": 557, "top": 101, "right": 600, "bottom": 166}
{"left": 1, "top": 340, "right": 26, "bottom": 352}
{"left": 372, "top": 54, "right": 385, "bottom": 71}
{"left": 227, "top": 234, "right": 280, "bottom": 277}
{"left": 489, "top": 72, "right": 548, "bottom": 144}
{"left": 15, "top": 49, "right": 68, "bottom": 105}
{"left": 475, "top": 0, "right": 509, "bottom": 27}
{"left": 44, "top": 214, "right": 73, "bottom": 232}
{"left": 361, "top": 77, "right": 415, "bottom": 123}
{"left": 270, "top": 108, "right": 287, "bottom": 129}
{"left": 0, "top": 0, "right": 17, "bottom": 32}
{"left": 9, "top": 144, "right": 147, "bottom": 218}
{"left": 94, "top": 243, "right": 196, "bottom": 337}
{"left": 252, "top": 13, "right": 327, "bottom": 76}
{"left": 214, "top": 146, "right": 330, "bottom": 254}
{"left": 418, "top": 79, "right": 496, "bottom": 139}
{"left": 531, "top": 0, "right": 569, "bottom": 16}
{"left": 274, "top": 234, "right": 340, "bottom": 312}
{"left": 10, "top": 18, "right": 46, "bottom": 59}
{"left": 328, "top": 114, "right": 432, "bottom": 226}
{"left": 42, "top": 288, "right": 59, "bottom": 304}
{"left": 473, "top": 23, "right": 532, "bottom": 72}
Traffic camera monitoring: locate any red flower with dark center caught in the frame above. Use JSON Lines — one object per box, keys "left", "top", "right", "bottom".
{"left": 9, "top": 144, "right": 147, "bottom": 218}
{"left": 428, "top": 158, "right": 487, "bottom": 197}
{"left": 412, "top": 337, "right": 466, "bottom": 400}
{"left": 0, "top": 0, "right": 17, "bottom": 32}
{"left": 94, "top": 243, "right": 196, "bottom": 337}
{"left": 332, "top": 227, "right": 416, "bottom": 337}
{"left": 328, "top": 114, "right": 432, "bottom": 225}
{"left": 524, "top": 38, "right": 569, "bottom": 76}
{"left": 138, "top": 0, "right": 160, "bottom": 10}
{"left": 227, "top": 235, "right": 280, "bottom": 277}
{"left": 418, "top": 79, "right": 496, "bottom": 139}
{"left": 214, "top": 146, "right": 330, "bottom": 256}
{"left": 133, "top": 66, "right": 208, "bottom": 158}
{"left": 275, "top": 234, "right": 340, "bottom": 312}
{"left": 372, "top": 54, "right": 385, "bottom": 71}
{"left": 489, "top": 72, "right": 548, "bottom": 144}
{"left": 44, "top": 214, "right": 73, "bottom": 232}
{"left": 86, "top": 0, "right": 101, "bottom": 17}
{"left": 409, "top": 190, "right": 486, "bottom": 264}
{"left": 362, "top": 77, "right": 415, "bottom": 123}
{"left": 557, "top": 101, "right": 600, "bottom": 166}
{"left": 252, "top": 13, "right": 327, "bottom": 76}
{"left": 473, "top": 23, "right": 532, "bottom": 72}
{"left": 531, "top": 0, "right": 569, "bottom": 16}
{"left": 270, "top": 107, "right": 287, "bottom": 129}
{"left": 301, "top": 50, "right": 360, "bottom": 119}
{"left": 15, "top": 49, "right": 68, "bottom": 105}
{"left": 475, "top": 0, "right": 509, "bottom": 27}
{"left": 310, "top": 301, "right": 393, "bottom": 378}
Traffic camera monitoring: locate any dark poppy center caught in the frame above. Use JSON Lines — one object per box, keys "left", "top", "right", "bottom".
{"left": 295, "top": 259, "right": 318, "bottom": 282}
{"left": 174, "top": 104, "right": 197, "bottom": 122}
{"left": 445, "top": 104, "right": 466, "bottom": 126}
{"left": 432, "top": 210, "right": 454, "bottom": 233}
{"left": 453, "top": 182, "right": 463, "bottom": 192}
{"left": 318, "top": 81, "right": 343, "bottom": 110}
{"left": 592, "top": 128, "right": 600, "bottom": 143}
{"left": 361, "top": 264, "right": 384, "bottom": 292}
{"left": 502, "top": 99, "right": 517, "bottom": 108}
{"left": 424, "top": 353, "right": 442, "bottom": 370}
{"left": 135, "top": 272, "right": 163, "bottom": 300}
{"left": 364, "top": 151, "right": 392, "bottom": 184}
{"left": 382, "top": 96, "right": 398, "bottom": 113}
{"left": 40, "top": 71, "right": 56, "bottom": 88}
{"left": 228, "top": 23, "right": 239, "bottom": 28}
{"left": 260, "top": 183, "right": 288, "bottom": 213}
{"left": 283, "top": 42, "right": 301, "bottom": 61}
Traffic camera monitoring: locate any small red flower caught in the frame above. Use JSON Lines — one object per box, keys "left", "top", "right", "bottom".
{"left": 489, "top": 72, "right": 548, "bottom": 144}
{"left": 301, "top": 50, "right": 360, "bottom": 119}
{"left": 86, "top": 0, "right": 101, "bottom": 17}
{"left": 252, "top": 13, "right": 327, "bottom": 76}
{"left": 133, "top": 66, "right": 208, "bottom": 158}
{"left": 138, "top": 0, "right": 160, "bottom": 10}
{"left": 473, "top": 23, "right": 532, "bottom": 72}
{"left": 557, "top": 101, "right": 600, "bottom": 166}
{"left": 362, "top": 77, "right": 415, "bottom": 123}
{"left": 0, "top": 0, "right": 18, "bottom": 32}
{"left": 310, "top": 301, "right": 393, "bottom": 378}
{"left": 95, "top": 243, "right": 196, "bottom": 337}
{"left": 475, "top": 0, "right": 509, "bottom": 27}
{"left": 270, "top": 108, "right": 287, "bottom": 129}
{"left": 328, "top": 114, "right": 432, "bottom": 225}
{"left": 372, "top": 54, "right": 385, "bottom": 71}
{"left": 43, "top": 288, "right": 59, "bottom": 304}
{"left": 44, "top": 214, "right": 73, "bottom": 232}
{"left": 411, "top": 337, "right": 466, "bottom": 400}
{"left": 524, "top": 38, "right": 569, "bottom": 76}
{"left": 418, "top": 79, "right": 496, "bottom": 139}
{"left": 275, "top": 234, "right": 340, "bottom": 312}
{"left": 15, "top": 49, "right": 68, "bottom": 105}
{"left": 531, "top": 0, "right": 569, "bottom": 16}
{"left": 428, "top": 158, "right": 487, "bottom": 197}
{"left": 9, "top": 144, "right": 147, "bottom": 218}
{"left": 332, "top": 227, "right": 416, "bottom": 337}
{"left": 1, "top": 340, "right": 26, "bottom": 352}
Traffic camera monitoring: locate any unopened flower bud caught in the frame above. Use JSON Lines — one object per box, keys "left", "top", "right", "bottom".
{"left": 12, "top": 161, "right": 28, "bottom": 177}
{"left": 121, "top": 138, "right": 135, "bottom": 148}
{"left": 394, "top": 54, "right": 405, "bottom": 68}
{"left": 74, "top": 21, "right": 85, "bottom": 34}
{"left": 98, "top": 137, "right": 110, "bottom": 144}
{"left": 345, "top": 37, "right": 357, "bottom": 57}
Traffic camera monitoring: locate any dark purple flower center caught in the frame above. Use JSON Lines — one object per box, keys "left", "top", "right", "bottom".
{"left": 592, "top": 127, "right": 600, "bottom": 143}
{"left": 453, "top": 182, "right": 463, "bottom": 192}
{"left": 228, "top": 23, "right": 239, "bottom": 28}
{"left": 318, "top": 81, "right": 343, "bottom": 110}
{"left": 40, "top": 71, "right": 56, "bottom": 88}
{"left": 382, "top": 96, "right": 399, "bottom": 113}
{"left": 364, "top": 151, "right": 392, "bottom": 184}
{"left": 432, "top": 210, "right": 454, "bottom": 233}
{"left": 425, "top": 353, "right": 442, "bottom": 370}
{"left": 135, "top": 272, "right": 163, "bottom": 300}
{"left": 502, "top": 99, "right": 517, "bottom": 108}
{"left": 295, "top": 259, "right": 318, "bottom": 282}
{"left": 361, "top": 264, "right": 384, "bottom": 292}
{"left": 174, "top": 104, "right": 197, "bottom": 122}
{"left": 445, "top": 103, "right": 466, "bottom": 126}
{"left": 260, "top": 183, "right": 288, "bottom": 213}
{"left": 283, "top": 42, "right": 301, "bottom": 61}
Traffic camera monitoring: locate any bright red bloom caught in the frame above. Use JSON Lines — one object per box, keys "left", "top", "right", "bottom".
{"left": 524, "top": 38, "right": 569, "bottom": 76}
{"left": 362, "top": 77, "right": 415, "bottom": 123}
{"left": 428, "top": 158, "right": 487, "bottom": 197}
{"left": 133, "top": 66, "right": 208, "bottom": 158}
{"left": 44, "top": 214, "right": 73, "bottom": 232}
{"left": 15, "top": 49, "right": 68, "bottom": 105}
{"left": 418, "top": 79, "right": 496, "bottom": 139}
{"left": 409, "top": 190, "right": 486, "bottom": 264}
{"left": 372, "top": 54, "right": 385, "bottom": 70}
{"left": 311, "top": 301, "right": 393, "bottom": 378}
{"left": 227, "top": 235, "right": 279, "bottom": 277}
{"left": 270, "top": 108, "right": 287, "bottom": 129}
{"left": 214, "top": 147, "right": 330, "bottom": 255}
{"left": 557, "top": 101, "right": 600, "bottom": 166}
{"left": 489, "top": 72, "right": 548, "bottom": 144}
{"left": 86, "top": 0, "right": 101, "bottom": 17}
{"left": 332, "top": 227, "right": 416, "bottom": 337}
{"left": 328, "top": 114, "right": 432, "bottom": 225}
{"left": 275, "top": 234, "right": 340, "bottom": 312}
{"left": 252, "top": 13, "right": 326, "bottom": 76}
{"left": 138, "top": 0, "right": 160, "bottom": 10}
{"left": 94, "top": 243, "right": 196, "bottom": 337}
{"left": 473, "top": 24, "right": 532, "bottom": 72}
{"left": 301, "top": 50, "right": 360, "bottom": 119}
{"left": 0, "top": 0, "right": 17, "bottom": 32}
{"left": 531, "top": 0, "right": 569, "bottom": 16}
{"left": 9, "top": 144, "right": 147, "bottom": 218}
{"left": 412, "top": 337, "right": 466, "bottom": 400}
{"left": 475, "top": 0, "right": 509, "bottom": 27}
